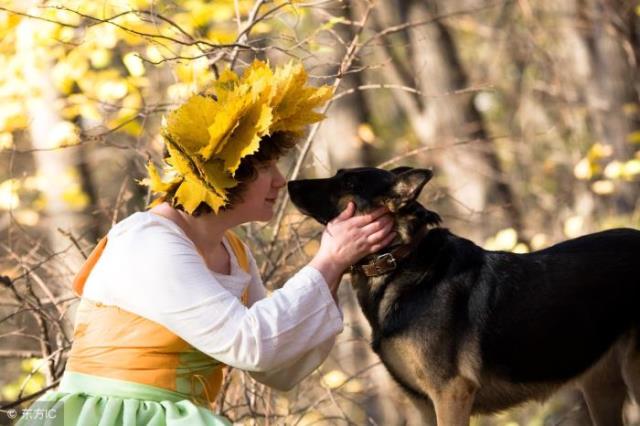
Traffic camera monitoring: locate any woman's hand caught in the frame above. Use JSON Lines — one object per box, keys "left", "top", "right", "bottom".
{"left": 309, "top": 202, "right": 396, "bottom": 296}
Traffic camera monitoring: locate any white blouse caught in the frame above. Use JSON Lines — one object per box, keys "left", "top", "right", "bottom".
{"left": 81, "top": 211, "right": 343, "bottom": 390}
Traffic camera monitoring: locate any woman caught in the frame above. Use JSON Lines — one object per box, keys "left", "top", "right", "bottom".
{"left": 18, "top": 60, "right": 394, "bottom": 425}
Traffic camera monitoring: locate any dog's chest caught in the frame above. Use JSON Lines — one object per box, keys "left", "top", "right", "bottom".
{"left": 377, "top": 335, "right": 442, "bottom": 397}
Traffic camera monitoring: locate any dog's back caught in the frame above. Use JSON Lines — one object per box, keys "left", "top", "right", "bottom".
{"left": 289, "top": 167, "right": 640, "bottom": 425}
{"left": 481, "top": 228, "right": 640, "bottom": 384}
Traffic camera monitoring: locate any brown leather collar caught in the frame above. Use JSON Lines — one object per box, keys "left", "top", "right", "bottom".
{"left": 351, "top": 225, "right": 430, "bottom": 277}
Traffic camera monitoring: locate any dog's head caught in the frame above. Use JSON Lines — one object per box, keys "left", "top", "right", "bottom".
{"left": 287, "top": 166, "right": 434, "bottom": 225}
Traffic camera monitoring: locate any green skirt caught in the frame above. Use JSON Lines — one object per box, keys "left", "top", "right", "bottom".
{"left": 15, "top": 372, "right": 231, "bottom": 426}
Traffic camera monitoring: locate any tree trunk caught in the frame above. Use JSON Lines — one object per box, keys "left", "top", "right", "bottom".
{"left": 401, "top": 0, "right": 522, "bottom": 238}
{"left": 578, "top": 0, "right": 640, "bottom": 212}
{"left": 17, "top": 14, "right": 96, "bottom": 281}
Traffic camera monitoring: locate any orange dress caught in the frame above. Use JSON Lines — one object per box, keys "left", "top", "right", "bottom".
{"left": 17, "top": 231, "right": 249, "bottom": 426}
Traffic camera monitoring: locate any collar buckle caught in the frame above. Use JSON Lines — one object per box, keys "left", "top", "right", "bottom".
{"left": 374, "top": 253, "right": 396, "bottom": 273}
{"left": 353, "top": 252, "right": 398, "bottom": 277}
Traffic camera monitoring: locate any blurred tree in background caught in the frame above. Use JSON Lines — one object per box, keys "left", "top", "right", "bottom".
{"left": 0, "top": 0, "right": 639, "bottom": 424}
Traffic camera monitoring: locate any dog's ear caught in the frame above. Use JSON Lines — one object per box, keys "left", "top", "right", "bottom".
{"left": 389, "top": 166, "right": 413, "bottom": 175}
{"left": 388, "top": 169, "right": 433, "bottom": 211}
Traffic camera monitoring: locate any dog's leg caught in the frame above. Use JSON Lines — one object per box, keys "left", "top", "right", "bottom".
{"left": 579, "top": 347, "right": 626, "bottom": 426}
{"left": 622, "top": 331, "right": 640, "bottom": 405}
{"left": 405, "top": 394, "right": 437, "bottom": 426}
{"left": 432, "top": 377, "right": 476, "bottom": 426}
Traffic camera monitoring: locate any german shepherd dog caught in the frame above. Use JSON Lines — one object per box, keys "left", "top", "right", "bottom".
{"left": 288, "top": 167, "right": 640, "bottom": 426}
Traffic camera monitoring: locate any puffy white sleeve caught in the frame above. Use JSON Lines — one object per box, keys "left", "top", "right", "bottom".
{"left": 85, "top": 219, "right": 343, "bottom": 373}
{"left": 243, "top": 248, "right": 339, "bottom": 390}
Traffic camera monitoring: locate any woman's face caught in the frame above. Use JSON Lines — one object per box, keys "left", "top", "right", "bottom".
{"left": 232, "top": 161, "right": 286, "bottom": 222}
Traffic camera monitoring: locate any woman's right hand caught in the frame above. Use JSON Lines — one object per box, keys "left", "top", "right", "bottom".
{"left": 309, "top": 202, "right": 396, "bottom": 295}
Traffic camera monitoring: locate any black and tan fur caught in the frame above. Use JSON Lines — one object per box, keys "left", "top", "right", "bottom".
{"left": 288, "top": 166, "right": 640, "bottom": 426}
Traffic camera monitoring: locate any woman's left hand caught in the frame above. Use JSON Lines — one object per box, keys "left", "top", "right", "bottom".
{"left": 309, "top": 202, "right": 396, "bottom": 295}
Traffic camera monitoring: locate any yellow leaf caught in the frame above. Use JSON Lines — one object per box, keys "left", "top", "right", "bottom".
{"left": 141, "top": 161, "right": 182, "bottom": 194}
{"left": 145, "top": 45, "right": 165, "bottom": 63}
{"left": 272, "top": 110, "right": 325, "bottom": 134}
{"left": 623, "top": 159, "right": 640, "bottom": 177}
{"left": 627, "top": 131, "right": 640, "bottom": 145}
{"left": 530, "top": 233, "right": 547, "bottom": 250}
{"left": 87, "top": 24, "right": 118, "bottom": 49}
{"left": 14, "top": 209, "right": 39, "bottom": 226}
{"left": 176, "top": 62, "right": 195, "bottom": 84}
{"left": 206, "top": 29, "right": 237, "bottom": 45}
{"left": 218, "top": 101, "right": 273, "bottom": 174}
{"left": 0, "top": 132, "right": 13, "bottom": 150}
{"left": 166, "top": 141, "right": 232, "bottom": 201}
{"left": 89, "top": 48, "right": 111, "bottom": 69}
{"left": 587, "top": 143, "right": 613, "bottom": 160}
{"left": 322, "top": 370, "right": 347, "bottom": 389}
{"left": 166, "top": 95, "right": 221, "bottom": 155}
{"left": 495, "top": 228, "right": 518, "bottom": 250}
{"left": 201, "top": 87, "right": 253, "bottom": 159}
{"left": 0, "top": 102, "right": 28, "bottom": 132}
{"left": 173, "top": 177, "right": 225, "bottom": 214}
{"left": 123, "top": 52, "right": 145, "bottom": 77}
{"left": 573, "top": 158, "right": 592, "bottom": 180}
{"left": 109, "top": 110, "right": 142, "bottom": 137}
{"left": 563, "top": 216, "right": 584, "bottom": 238}
{"left": 357, "top": 123, "right": 375, "bottom": 144}
{"left": 0, "top": 178, "right": 20, "bottom": 210}
{"left": 603, "top": 161, "right": 624, "bottom": 179}
{"left": 512, "top": 243, "right": 529, "bottom": 253}
{"left": 48, "top": 121, "right": 79, "bottom": 148}
{"left": 62, "top": 185, "right": 89, "bottom": 210}
{"left": 270, "top": 62, "right": 308, "bottom": 120}
{"left": 592, "top": 180, "right": 615, "bottom": 195}
{"left": 98, "top": 80, "right": 129, "bottom": 101}
{"left": 270, "top": 66, "right": 333, "bottom": 133}
{"left": 320, "top": 16, "right": 348, "bottom": 31}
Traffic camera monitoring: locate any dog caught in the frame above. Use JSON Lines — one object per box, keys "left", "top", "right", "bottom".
{"left": 288, "top": 166, "right": 640, "bottom": 426}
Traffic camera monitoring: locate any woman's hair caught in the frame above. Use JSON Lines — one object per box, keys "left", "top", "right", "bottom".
{"left": 164, "top": 131, "right": 298, "bottom": 216}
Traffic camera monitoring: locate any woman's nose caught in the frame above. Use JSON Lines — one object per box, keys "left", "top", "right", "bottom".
{"left": 273, "top": 166, "right": 286, "bottom": 188}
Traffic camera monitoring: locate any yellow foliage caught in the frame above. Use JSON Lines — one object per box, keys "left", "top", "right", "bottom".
{"left": 145, "top": 59, "right": 333, "bottom": 213}
{"left": 563, "top": 216, "right": 584, "bottom": 238}
{"left": 0, "top": 132, "right": 13, "bottom": 149}
{"left": 123, "top": 52, "right": 145, "bottom": 76}
{"left": 109, "top": 110, "right": 143, "bottom": 137}
{"left": 603, "top": 161, "right": 624, "bottom": 179}
{"left": 142, "top": 161, "right": 181, "bottom": 194}
{"left": 484, "top": 228, "right": 518, "bottom": 251}
{"left": 0, "top": 10, "right": 21, "bottom": 40}
{"left": 624, "top": 159, "right": 640, "bottom": 177}
{"left": 1, "top": 358, "right": 46, "bottom": 401}
{"left": 530, "top": 233, "right": 548, "bottom": 250}
{"left": 0, "top": 101, "right": 28, "bottom": 132}
{"left": 357, "top": 123, "right": 376, "bottom": 144}
{"left": 86, "top": 24, "right": 119, "bottom": 49}
{"left": 166, "top": 95, "right": 221, "bottom": 155}
{"left": 627, "top": 130, "right": 640, "bottom": 144}
{"left": 89, "top": 48, "right": 112, "bottom": 69}
{"left": 0, "top": 178, "right": 20, "bottom": 210}
{"left": 206, "top": 30, "right": 237, "bottom": 45}
{"left": 321, "top": 369, "right": 348, "bottom": 389}
{"left": 592, "top": 179, "right": 615, "bottom": 195}
{"left": 14, "top": 209, "right": 40, "bottom": 226}
{"left": 145, "top": 45, "right": 165, "bottom": 63}
{"left": 48, "top": 121, "right": 80, "bottom": 148}
{"left": 587, "top": 142, "right": 613, "bottom": 160}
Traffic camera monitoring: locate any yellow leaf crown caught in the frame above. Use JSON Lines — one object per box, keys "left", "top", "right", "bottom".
{"left": 141, "top": 60, "right": 334, "bottom": 214}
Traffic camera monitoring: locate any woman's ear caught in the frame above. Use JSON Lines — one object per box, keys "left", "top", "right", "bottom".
{"left": 388, "top": 169, "right": 433, "bottom": 211}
